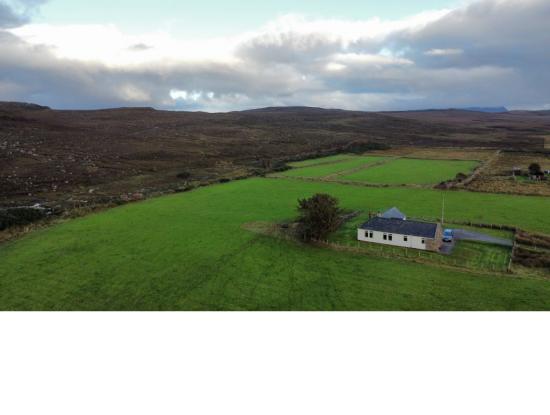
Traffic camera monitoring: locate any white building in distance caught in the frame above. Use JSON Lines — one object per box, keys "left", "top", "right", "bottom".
{"left": 357, "top": 208, "right": 442, "bottom": 252}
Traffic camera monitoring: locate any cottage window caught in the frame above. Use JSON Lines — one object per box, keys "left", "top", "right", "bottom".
{"left": 388, "top": 234, "right": 393, "bottom": 241}
{"left": 421, "top": 239, "right": 425, "bottom": 244}
{"left": 369, "top": 232, "right": 373, "bottom": 238}
{"left": 383, "top": 234, "right": 388, "bottom": 240}
{"left": 404, "top": 236, "right": 408, "bottom": 242}
{"left": 365, "top": 231, "right": 370, "bottom": 238}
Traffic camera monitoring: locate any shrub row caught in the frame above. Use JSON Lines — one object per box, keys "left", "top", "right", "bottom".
{"left": 282, "top": 141, "right": 390, "bottom": 165}
{"left": 0, "top": 207, "right": 48, "bottom": 231}
{"left": 513, "top": 246, "right": 550, "bottom": 269}
{"left": 516, "top": 231, "right": 550, "bottom": 250}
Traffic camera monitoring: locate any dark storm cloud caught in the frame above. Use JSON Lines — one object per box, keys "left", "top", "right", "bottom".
{"left": 385, "top": 0, "right": 550, "bottom": 108}
{"left": 0, "top": 0, "right": 549, "bottom": 111}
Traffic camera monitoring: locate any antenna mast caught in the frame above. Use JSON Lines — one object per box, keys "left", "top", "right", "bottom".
{"left": 441, "top": 194, "right": 445, "bottom": 225}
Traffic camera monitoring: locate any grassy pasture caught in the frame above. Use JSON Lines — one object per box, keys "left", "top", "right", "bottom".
{"left": 288, "top": 154, "right": 355, "bottom": 168}
{"left": 343, "top": 158, "right": 480, "bottom": 185}
{"left": 281, "top": 156, "right": 387, "bottom": 178}
{"left": 1, "top": 178, "right": 550, "bottom": 311}
{"left": 452, "top": 241, "right": 511, "bottom": 271}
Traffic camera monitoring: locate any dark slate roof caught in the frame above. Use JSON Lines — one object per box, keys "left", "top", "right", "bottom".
{"left": 360, "top": 217, "right": 438, "bottom": 238}
{"left": 381, "top": 207, "right": 407, "bottom": 220}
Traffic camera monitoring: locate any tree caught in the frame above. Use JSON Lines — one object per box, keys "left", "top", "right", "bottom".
{"left": 296, "top": 194, "right": 342, "bottom": 242}
{"left": 529, "top": 163, "right": 542, "bottom": 175}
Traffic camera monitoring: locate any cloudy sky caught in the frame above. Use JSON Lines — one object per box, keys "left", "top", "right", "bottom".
{"left": 0, "top": 0, "right": 549, "bottom": 111}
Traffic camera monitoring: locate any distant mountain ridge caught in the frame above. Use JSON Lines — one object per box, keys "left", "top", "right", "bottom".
{"left": 0, "top": 101, "right": 514, "bottom": 114}
{"left": 0, "top": 102, "right": 51, "bottom": 111}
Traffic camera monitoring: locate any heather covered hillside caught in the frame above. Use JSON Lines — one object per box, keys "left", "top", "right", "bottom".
{"left": 2, "top": 103, "right": 548, "bottom": 208}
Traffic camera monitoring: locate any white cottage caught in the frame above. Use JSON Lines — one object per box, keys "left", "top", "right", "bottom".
{"left": 357, "top": 208, "right": 442, "bottom": 252}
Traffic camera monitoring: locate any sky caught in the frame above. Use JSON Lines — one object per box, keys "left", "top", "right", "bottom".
{"left": 1, "top": 0, "right": 549, "bottom": 111}
{"left": 34, "top": 1, "right": 463, "bottom": 36}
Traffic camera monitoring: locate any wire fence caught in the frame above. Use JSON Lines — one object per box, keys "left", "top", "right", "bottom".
{"left": 312, "top": 238, "right": 509, "bottom": 274}
{"left": 508, "top": 230, "right": 518, "bottom": 273}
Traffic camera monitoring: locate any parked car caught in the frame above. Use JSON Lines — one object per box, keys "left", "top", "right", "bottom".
{"left": 443, "top": 229, "right": 454, "bottom": 243}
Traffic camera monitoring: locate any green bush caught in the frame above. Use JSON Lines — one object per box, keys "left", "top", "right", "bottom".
{"left": 296, "top": 193, "right": 343, "bottom": 241}
{"left": 0, "top": 208, "right": 47, "bottom": 231}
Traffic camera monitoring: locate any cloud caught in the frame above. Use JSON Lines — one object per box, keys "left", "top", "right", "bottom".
{"left": 0, "top": 0, "right": 549, "bottom": 111}
{"left": 10, "top": 23, "right": 241, "bottom": 65}
{"left": 0, "top": 3, "right": 23, "bottom": 28}
{"left": 128, "top": 43, "right": 153, "bottom": 52}
{"left": 0, "top": 0, "right": 45, "bottom": 28}
{"left": 424, "top": 48, "right": 463, "bottom": 56}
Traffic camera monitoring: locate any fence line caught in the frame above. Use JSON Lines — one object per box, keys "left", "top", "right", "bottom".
{"left": 508, "top": 230, "right": 518, "bottom": 273}
{"left": 414, "top": 217, "right": 517, "bottom": 233}
{"left": 311, "top": 238, "right": 508, "bottom": 275}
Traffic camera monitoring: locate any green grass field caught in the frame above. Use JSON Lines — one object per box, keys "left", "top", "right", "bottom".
{"left": 1, "top": 178, "right": 550, "bottom": 311}
{"left": 289, "top": 154, "right": 355, "bottom": 168}
{"left": 342, "top": 158, "right": 479, "bottom": 185}
{"left": 451, "top": 241, "right": 511, "bottom": 270}
{"left": 282, "top": 156, "right": 387, "bottom": 178}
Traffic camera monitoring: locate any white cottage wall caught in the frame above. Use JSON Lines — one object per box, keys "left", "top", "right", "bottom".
{"left": 357, "top": 229, "right": 428, "bottom": 251}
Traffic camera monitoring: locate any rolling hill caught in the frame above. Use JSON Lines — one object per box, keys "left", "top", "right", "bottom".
{"left": 2, "top": 102, "right": 549, "bottom": 210}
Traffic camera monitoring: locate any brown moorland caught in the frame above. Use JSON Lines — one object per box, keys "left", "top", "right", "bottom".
{"left": 2, "top": 102, "right": 549, "bottom": 210}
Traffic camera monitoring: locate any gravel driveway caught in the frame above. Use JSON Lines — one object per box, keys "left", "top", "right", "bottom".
{"left": 452, "top": 229, "right": 513, "bottom": 247}
{"left": 439, "top": 229, "right": 513, "bottom": 255}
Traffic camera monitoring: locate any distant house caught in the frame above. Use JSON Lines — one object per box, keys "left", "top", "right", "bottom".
{"left": 358, "top": 208, "right": 442, "bottom": 252}
{"left": 380, "top": 207, "right": 407, "bottom": 220}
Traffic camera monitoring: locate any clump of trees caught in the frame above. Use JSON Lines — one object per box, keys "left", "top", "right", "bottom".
{"left": 528, "top": 163, "right": 543, "bottom": 176}
{"left": 296, "top": 194, "right": 342, "bottom": 242}
{"left": 342, "top": 141, "right": 390, "bottom": 154}
{"left": 250, "top": 160, "right": 291, "bottom": 177}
